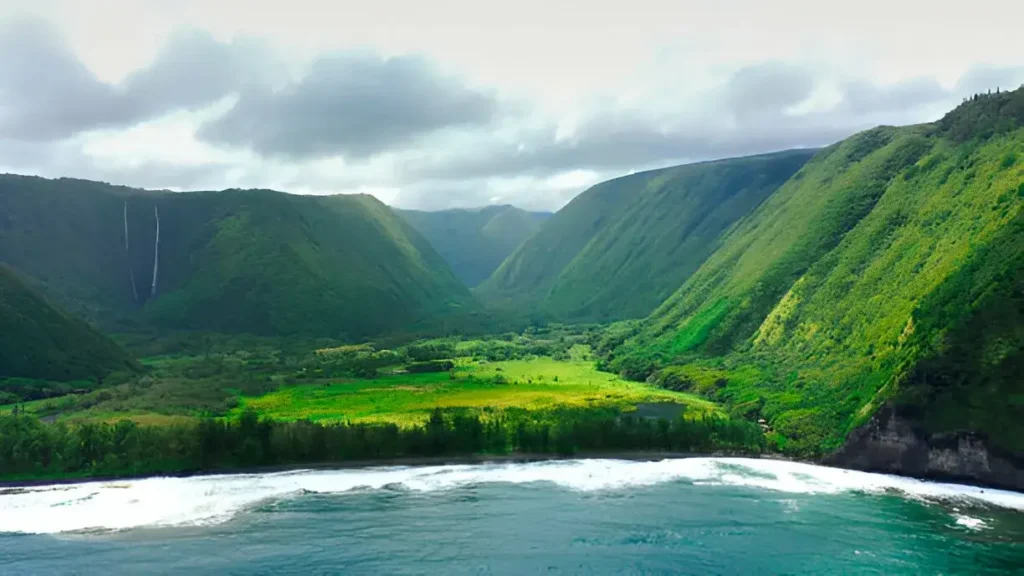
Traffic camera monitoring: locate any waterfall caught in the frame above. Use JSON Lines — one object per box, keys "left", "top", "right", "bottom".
{"left": 124, "top": 201, "right": 138, "bottom": 302}
{"left": 150, "top": 205, "right": 160, "bottom": 297}
{"left": 123, "top": 201, "right": 130, "bottom": 252}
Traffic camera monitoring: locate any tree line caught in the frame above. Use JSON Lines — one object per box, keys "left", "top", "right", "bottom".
{"left": 0, "top": 409, "right": 765, "bottom": 481}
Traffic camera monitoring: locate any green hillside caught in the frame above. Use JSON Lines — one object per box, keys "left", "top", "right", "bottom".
{"left": 397, "top": 205, "right": 551, "bottom": 287}
{"left": 612, "top": 89, "right": 1024, "bottom": 458}
{"left": 0, "top": 176, "right": 150, "bottom": 325}
{"left": 0, "top": 177, "right": 477, "bottom": 338}
{"left": 0, "top": 264, "right": 136, "bottom": 381}
{"left": 477, "top": 150, "right": 815, "bottom": 322}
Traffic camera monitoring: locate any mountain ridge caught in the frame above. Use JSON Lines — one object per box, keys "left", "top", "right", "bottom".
{"left": 478, "top": 149, "right": 817, "bottom": 322}
{"left": 0, "top": 176, "right": 477, "bottom": 338}
{"left": 0, "top": 263, "right": 137, "bottom": 382}
{"left": 606, "top": 88, "right": 1023, "bottom": 486}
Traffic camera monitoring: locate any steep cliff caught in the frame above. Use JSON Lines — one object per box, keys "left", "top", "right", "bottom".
{"left": 0, "top": 176, "right": 477, "bottom": 337}
{"left": 611, "top": 88, "right": 1023, "bottom": 482}
{"left": 829, "top": 407, "right": 1024, "bottom": 490}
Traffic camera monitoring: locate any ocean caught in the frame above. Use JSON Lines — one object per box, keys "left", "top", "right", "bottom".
{"left": 2, "top": 458, "right": 1023, "bottom": 574}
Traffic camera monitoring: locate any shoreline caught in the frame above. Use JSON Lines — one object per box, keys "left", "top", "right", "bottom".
{"left": 2, "top": 451, "right": 1020, "bottom": 495}
{"left": 0, "top": 450, "right": 787, "bottom": 490}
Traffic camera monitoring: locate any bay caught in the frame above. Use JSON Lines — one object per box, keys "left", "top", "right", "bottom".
{"left": 2, "top": 458, "right": 1023, "bottom": 574}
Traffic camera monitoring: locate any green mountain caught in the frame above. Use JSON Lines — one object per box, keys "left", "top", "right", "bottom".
{"left": 477, "top": 150, "right": 815, "bottom": 322}
{"left": 0, "top": 176, "right": 476, "bottom": 338}
{"left": 0, "top": 264, "right": 136, "bottom": 381}
{"left": 396, "top": 205, "right": 551, "bottom": 287}
{"left": 611, "top": 89, "right": 1024, "bottom": 477}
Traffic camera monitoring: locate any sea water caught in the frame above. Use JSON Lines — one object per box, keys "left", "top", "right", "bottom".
{"left": 2, "top": 458, "right": 1023, "bottom": 574}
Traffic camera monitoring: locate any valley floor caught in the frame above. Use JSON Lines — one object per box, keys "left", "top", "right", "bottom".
{"left": 2, "top": 349, "right": 715, "bottom": 428}
{"left": 1, "top": 329, "right": 1019, "bottom": 492}
{"left": 0, "top": 329, "right": 766, "bottom": 483}
{"left": 233, "top": 357, "right": 717, "bottom": 427}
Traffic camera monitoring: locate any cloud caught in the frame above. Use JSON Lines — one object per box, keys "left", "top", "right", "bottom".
{"left": 0, "top": 18, "right": 495, "bottom": 163}
{"left": 398, "top": 63, "right": 1024, "bottom": 187}
{"left": 398, "top": 63, "right": 836, "bottom": 181}
{"left": 1, "top": 11, "right": 1022, "bottom": 212}
{"left": 953, "top": 66, "right": 1024, "bottom": 97}
{"left": 403, "top": 119, "right": 835, "bottom": 182}
{"left": 196, "top": 53, "right": 499, "bottom": 159}
{"left": 389, "top": 170, "right": 606, "bottom": 212}
{"left": 839, "top": 77, "right": 947, "bottom": 115}
{"left": 0, "top": 19, "right": 122, "bottom": 140}
{"left": 0, "top": 19, "right": 265, "bottom": 141}
{"left": 120, "top": 30, "right": 275, "bottom": 117}
{"left": 724, "top": 62, "right": 816, "bottom": 117}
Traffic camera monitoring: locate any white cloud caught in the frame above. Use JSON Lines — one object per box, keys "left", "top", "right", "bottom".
{"left": 0, "top": 0, "right": 1021, "bottom": 210}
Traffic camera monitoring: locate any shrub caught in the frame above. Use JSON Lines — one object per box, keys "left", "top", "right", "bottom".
{"left": 405, "top": 360, "right": 455, "bottom": 373}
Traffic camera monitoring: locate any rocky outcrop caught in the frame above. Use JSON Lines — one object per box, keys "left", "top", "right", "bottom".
{"left": 828, "top": 406, "right": 1024, "bottom": 491}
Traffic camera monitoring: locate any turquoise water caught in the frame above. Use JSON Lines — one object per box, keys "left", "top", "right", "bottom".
{"left": 2, "top": 458, "right": 1023, "bottom": 574}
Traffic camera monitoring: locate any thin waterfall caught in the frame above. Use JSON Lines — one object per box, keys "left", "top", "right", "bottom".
{"left": 124, "top": 201, "right": 138, "bottom": 302}
{"left": 150, "top": 205, "right": 160, "bottom": 297}
{"left": 123, "top": 201, "right": 130, "bottom": 252}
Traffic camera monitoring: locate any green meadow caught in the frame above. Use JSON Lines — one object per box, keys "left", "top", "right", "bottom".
{"left": 0, "top": 330, "right": 717, "bottom": 429}
{"left": 235, "top": 356, "right": 717, "bottom": 426}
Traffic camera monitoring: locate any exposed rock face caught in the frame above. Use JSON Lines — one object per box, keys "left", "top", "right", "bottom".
{"left": 828, "top": 406, "right": 1024, "bottom": 491}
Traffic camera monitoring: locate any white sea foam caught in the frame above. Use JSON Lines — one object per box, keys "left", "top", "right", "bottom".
{"left": 2, "top": 458, "right": 1021, "bottom": 534}
{"left": 954, "top": 515, "right": 988, "bottom": 530}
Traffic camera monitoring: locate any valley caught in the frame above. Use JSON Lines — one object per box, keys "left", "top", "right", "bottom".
{"left": 0, "top": 329, "right": 761, "bottom": 482}
{"left": 397, "top": 205, "right": 551, "bottom": 287}
{"left": 2, "top": 329, "right": 718, "bottom": 427}
{"left": 0, "top": 88, "right": 1021, "bottom": 490}
{"left": 5, "top": 5, "right": 1024, "bottom": 571}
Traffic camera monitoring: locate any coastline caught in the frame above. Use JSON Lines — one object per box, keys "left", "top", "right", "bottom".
{"left": 0, "top": 450, "right": 782, "bottom": 490}
{"left": 4, "top": 449, "right": 1022, "bottom": 495}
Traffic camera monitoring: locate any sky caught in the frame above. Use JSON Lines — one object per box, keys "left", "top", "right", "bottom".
{"left": 0, "top": 0, "right": 1022, "bottom": 211}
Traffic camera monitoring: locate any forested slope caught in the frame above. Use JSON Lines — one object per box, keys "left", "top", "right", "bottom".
{"left": 0, "top": 177, "right": 476, "bottom": 338}
{"left": 0, "top": 264, "right": 136, "bottom": 381}
{"left": 397, "top": 205, "right": 550, "bottom": 287}
{"left": 478, "top": 150, "right": 814, "bottom": 321}
{"left": 610, "top": 89, "right": 1024, "bottom": 482}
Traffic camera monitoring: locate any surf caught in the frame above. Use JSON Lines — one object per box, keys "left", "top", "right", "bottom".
{"left": 2, "top": 458, "right": 1022, "bottom": 534}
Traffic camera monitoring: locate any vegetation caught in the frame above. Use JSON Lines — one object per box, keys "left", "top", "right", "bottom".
{"left": 0, "top": 329, "right": 714, "bottom": 428}
{"left": 0, "top": 264, "right": 137, "bottom": 384}
{"left": 477, "top": 150, "right": 814, "bottom": 322}
{"left": 1, "top": 89, "right": 1021, "bottom": 484}
{"left": 892, "top": 207, "right": 1023, "bottom": 455}
{"left": 612, "top": 89, "right": 1024, "bottom": 457}
{"left": 0, "top": 408, "right": 765, "bottom": 481}
{"left": 0, "top": 327, "right": 760, "bottom": 481}
{"left": 0, "top": 177, "right": 477, "bottom": 338}
{"left": 235, "top": 356, "right": 717, "bottom": 427}
{"left": 397, "top": 205, "right": 551, "bottom": 287}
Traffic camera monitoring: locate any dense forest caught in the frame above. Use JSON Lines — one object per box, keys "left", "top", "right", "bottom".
{"left": 0, "top": 409, "right": 764, "bottom": 481}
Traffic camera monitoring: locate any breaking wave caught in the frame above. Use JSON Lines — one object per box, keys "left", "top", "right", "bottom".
{"left": 2, "top": 458, "right": 1022, "bottom": 534}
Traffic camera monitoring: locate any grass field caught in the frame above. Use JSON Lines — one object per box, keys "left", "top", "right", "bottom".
{"left": 232, "top": 357, "right": 717, "bottom": 426}
{"left": 0, "top": 329, "right": 720, "bottom": 429}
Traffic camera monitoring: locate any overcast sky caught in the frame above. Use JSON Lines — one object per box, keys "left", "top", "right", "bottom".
{"left": 0, "top": 0, "right": 1022, "bottom": 210}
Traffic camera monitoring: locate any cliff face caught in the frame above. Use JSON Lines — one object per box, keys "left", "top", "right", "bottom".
{"left": 828, "top": 406, "right": 1024, "bottom": 491}
{"left": 0, "top": 176, "right": 478, "bottom": 337}
{"left": 612, "top": 90, "right": 1023, "bottom": 464}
